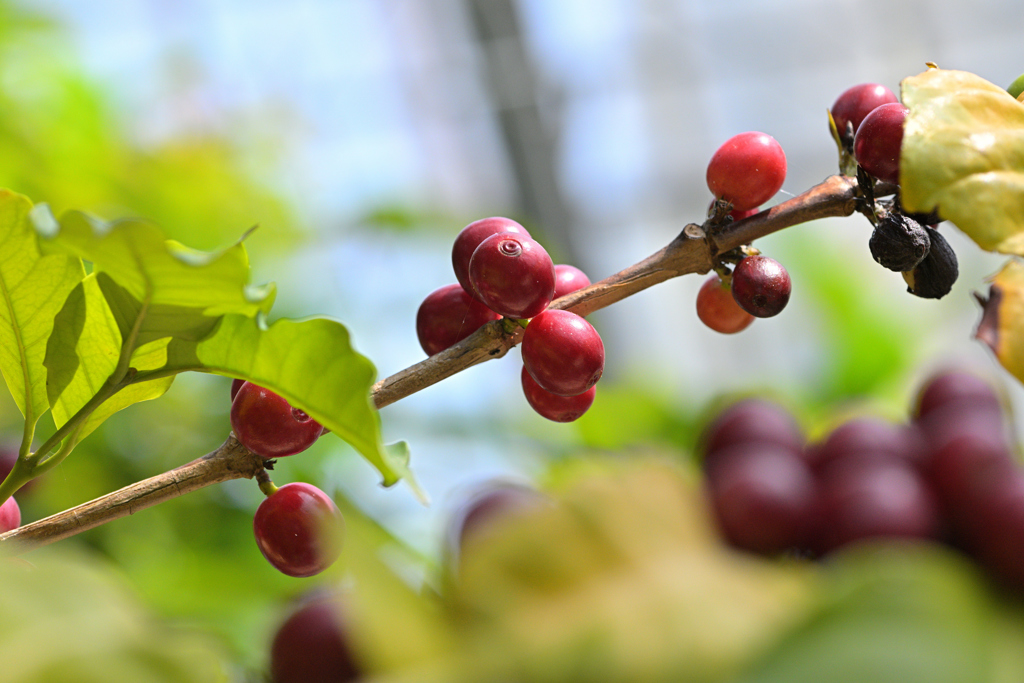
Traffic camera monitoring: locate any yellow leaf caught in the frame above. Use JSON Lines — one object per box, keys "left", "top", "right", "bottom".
{"left": 900, "top": 69, "right": 1024, "bottom": 254}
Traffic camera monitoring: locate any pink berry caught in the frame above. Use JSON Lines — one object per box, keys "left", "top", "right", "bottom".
{"left": 468, "top": 233, "right": 555, "bottom": 319}
{"left": 254, "top": 482, "right": 344, "bottom": 578}
{"left": 706, "top": 132, "right": 787, "bottom": 211}
{"left": 521, "top": 309, "right": 604, "bottom": 396}
{"left": 231, "top": 383, "right": 324, "bottom": 459}
{"left": 416, "top": 283, "right": 501, "bottom": 356}
{"left": 521, "top": 366, "right": 596, "bottom": 422}
{"left": 452, "top": 217, "right": 530, "bottom": 300}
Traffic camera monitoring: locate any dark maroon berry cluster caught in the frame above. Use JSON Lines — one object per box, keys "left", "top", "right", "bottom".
{"left": 417, "top": 217, "right": 604, "bottom": 422}
{"left": 698, "top": 133, "right": 792, "bottom": 334}
{"left": 699, "top": 368, "right": 1024, "bottom": 592}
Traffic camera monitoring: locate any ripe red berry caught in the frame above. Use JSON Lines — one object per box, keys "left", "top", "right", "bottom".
{"left": 521, "top": 309, "right": 604, "bottom": 397}
{"left": 254, "top": 482, "right": 344, "bottom": 578}
{"left": 231, "top": 382, "right": 324, "bottom": 459}
{"left": 270, "top": 595, "right": 361, "bottom": 682}
{"left": 706, "top": 132, "right": 787, "bottom": 211}
{"left": 552, "top": 264, "right": 592, "bottom": 300}
{"left": 416, "top": 283, "right": 502, "bottom": 356}
{"left": 468, "top": 233, "right": 555, "bottom": 319}
{"left": 452, "top": 217, "right": 530, "bottom": 300}
{"left": 730, "top": 255, "right": 791, "bottom": 318}
{"left": 696, "top": 273, "right": 754, "bottom": 334}
{"left": 830, "top": 83, "right": 899, "bottom": 143}
{"left": 521, "top": 366, "right": 596, "bottom": 422}
{"left": 853, "top": 102, "right": 908, "bottom": 185}
{"left": 230, "top": 378, "right": 245, "bottom": 401}
{"left": 0, "top": 496, "right": 20, "bottom": 533}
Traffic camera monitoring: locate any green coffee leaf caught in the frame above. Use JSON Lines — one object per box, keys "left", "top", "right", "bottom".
{"left": 901, "top": 68, "right": 1024, "bottom": 254}
{"left": 31, "top": 206, "right": 275, "bottom": 316}
{"left": 0, "top": 551, "right": 227, "bottom": 683}
{"left": 44, "top": 274, "right": 174, "bottom": 441}
{"left": 31, "top": 206, "right": 274, "bottom": 442}
{"left": 0, "top": 190, "right": 84, "bottom": 432}
{"left": 155, "top": 314, "right": 404, "bottom": 488}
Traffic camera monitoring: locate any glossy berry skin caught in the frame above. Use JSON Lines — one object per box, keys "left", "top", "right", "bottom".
{"left": 231, "top": 382, "right": 324, "bottom": 459}
{"left": 521, "top": 366, "right": 596, "bottom": 422}
{"left": 452, "top": 217, "right": 530, "bottom": 299}
{"left": 521, "top": 309, "right": 604, "bottom": 396}
{"left": 853, "top": 102, "right": 909, "bottom": 185}
{"left": 416, "top": 283, "right": 502, "bottom": 356}
{"left": 468, "top": 233, "right": 556, "bottom": 319}
{"left": 270, "top": 595, "right": 361, "bottom": 683}
{"left": 254, "top": 483, "right": 344, "bottom": 578}
{"left": 706, "top": 132, "right": 787, "bottom": 211}
{"left": 230, "top": 378, "right": 245, "bottom": 401}
{"left": 730, "top": 255, "right": 791, "bottom": 318}
{"left": 696, "top": 274, "right": 754, "bottom": 334}
{"left": 553, "top": 264, "right": 591, "bottom": 300}
{"left": 0, "top": 496, "right": 20, "bottom": 533}
{"left": 830, "top": 83, "right": 899, "bottom": 143}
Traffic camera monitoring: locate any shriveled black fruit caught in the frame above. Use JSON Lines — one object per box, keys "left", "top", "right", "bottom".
{"left": 869, "top": 211, "right": 930, "bottom": 272}
{"left": 903, "top": 227, "right": 958, "bottom": 299}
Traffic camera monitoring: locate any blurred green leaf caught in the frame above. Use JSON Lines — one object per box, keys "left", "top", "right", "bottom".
{"left": 779, "top": 228, "right": 916, "bottom": 405}
{"left": 0, "top": 550, "right": 228, "bottom": 683}
{"left": 0, "top": 189, "right": 83, "bottom": 432}
{"left": 901, "top": 68, "right": 1024, "bottom": 254}
{"left": 739, "top": 542, "right": 999, "bottom": 683}
{"left": 434, "top": 459, "right": 817, "bottom": 683}
{"left": 157, "top": 314, "right": 405, "bottom": 489}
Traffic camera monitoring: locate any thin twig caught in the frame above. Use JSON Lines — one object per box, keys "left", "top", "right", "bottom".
{"left": 0, "top": 175, "right": 861, "bottom": 556}
{"left": 0, "top": 436, "right": 264, "bottom": 554}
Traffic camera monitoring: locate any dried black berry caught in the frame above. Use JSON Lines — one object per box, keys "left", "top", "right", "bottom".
{"left": 870, "top": 211, "right": 931, "bottom": 272}
{"left": 902, "top": 227, "right": 958, "bottom": 299}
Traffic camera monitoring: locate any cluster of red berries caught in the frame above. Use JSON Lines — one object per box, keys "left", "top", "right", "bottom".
{"left": 699, "top": 368, "right": 1024, "bottom": 591}
{"left": 229, "top": 379, "right": 344, "bottom": 578}
{"left": 830, "top": 82, "right": 907, "bottom": 185}
{"left": 417, "top": 217, "right": 604, "bottom": 423}
{"left": 695, "top": 132, "right": 793, "bottom": 334}
{"left": 830, "top": 82, "right": 958, "bottom": 299}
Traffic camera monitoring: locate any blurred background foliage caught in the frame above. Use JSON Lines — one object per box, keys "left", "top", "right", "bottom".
{"left": 1, "top": 0, "right": 1023, "bottom": 680}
